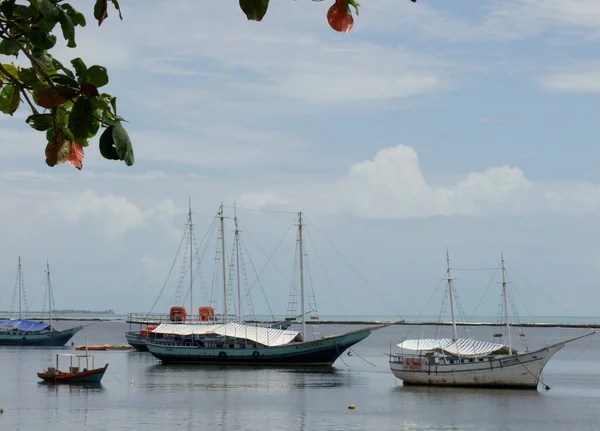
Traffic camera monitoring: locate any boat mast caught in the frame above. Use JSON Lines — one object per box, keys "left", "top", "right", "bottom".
{"left": 234, "top": 203, "right": 243, "bottom": 323}
{"left": 47, "top": 260, "right": 53, "bottom": 331}
{"left": 188, "top": 198, "right": 194, "bottom": 320}
{"left": 446, "top": 248, "right": 458, "bottom": 341}
{"left": 298, "top": 212, "right": 306, "bottom": 340}
{"left": 219, "top": 204, "right": 228, "bottom": 323}
{"left": 500, "top": 253, "right": 512, "bottom": 353}
{"left": 18, "top": 256, "right": 22, "bottom": 320}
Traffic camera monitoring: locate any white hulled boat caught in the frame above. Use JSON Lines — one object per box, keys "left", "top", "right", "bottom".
{"left": 389, "top": 250, "right": 595, "bottom": 389}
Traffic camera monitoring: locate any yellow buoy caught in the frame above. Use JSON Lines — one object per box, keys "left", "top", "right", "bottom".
{"left": 348, "top": 404, "right": 355, "bottom": 410}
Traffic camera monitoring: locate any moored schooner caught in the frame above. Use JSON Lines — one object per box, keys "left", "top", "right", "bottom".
{"left": 0, "top": 258, "right": 82, "bottom": 347}
{"left": 389, "top": 250, "right": 595, "bottom": 389}
{"left": 144, "top": 208, "right": 386, "bottom": 365}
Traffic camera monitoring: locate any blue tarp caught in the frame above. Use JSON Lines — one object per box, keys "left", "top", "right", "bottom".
{"left": 0, "top": 319, "right": 49, "bottom": 332}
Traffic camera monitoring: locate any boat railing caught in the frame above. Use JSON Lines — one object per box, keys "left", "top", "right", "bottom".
{"left": 127, "top": 312, "right": 225, "bottom": 325}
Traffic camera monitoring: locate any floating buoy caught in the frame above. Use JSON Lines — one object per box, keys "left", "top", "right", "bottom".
{"left": 347, "top": 351, "right": 353, "bottom": 356}
{"left": 348, "top": 404, "right": 355, "bottom": 410}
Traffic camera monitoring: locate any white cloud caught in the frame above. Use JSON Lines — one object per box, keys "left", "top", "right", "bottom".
{"left": 365, "top": 0, "right": 600, "bottom": 42}
{"left": 235, "top": 145, "right": 600, "bottom": 220}
{"left": 539, "top": 62, "right": 600, "bottom": 94}
{"left": 55, "top": 1, "right": 451, "bottom": 107}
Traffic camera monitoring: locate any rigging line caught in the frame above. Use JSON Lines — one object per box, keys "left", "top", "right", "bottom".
{"left": 302, "top": 214, "right": 405, "bottom": 321}
{"left": 403, "top": 274, "right": 447, "bottom": 342}
{"left": 507, "top": 264, "right": 574, "bottom": 317}
{"left": 465, "top": 264, "right": 500, "bottom": 325}
{"left": 348, "top": 347, "right": 376, "bottom": 367}
{"left": 191, "top": 211, "right": 224, "bottom": 219}
{"left": 147, "top": 223, "right": 189, "bottom": 316}
{"left": 190, "top": 219, "right": 219, "bottom": 286}
{"left": 239, "top": 236, "right": 275, "bottom": 319}
{"left": 563, "top": 331, "right": 595, "bottom": 360}
{"left": 222, "top": 205, "right": 297, "bottom": 215}
{"left": 27, "top": 276, "right": 47, "bottom": 312}
{"left": 506, "top": 275, "right": 534, "bottom": 320}
{"left": 453, "top": 268, "right": 499, "bottom": 271}
{"left": 304, "top": 228, "right": 347, "bottom": 318}
{"left": 238, "top": 216, "right": 297, "bottom": 289}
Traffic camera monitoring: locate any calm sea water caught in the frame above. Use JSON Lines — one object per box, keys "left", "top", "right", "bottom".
{"left": 0, "top": 321, "right": 599, "bottom": 431}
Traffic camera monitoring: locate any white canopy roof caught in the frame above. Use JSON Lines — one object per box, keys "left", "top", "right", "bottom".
{"left": 153, "top": 322, "right": 300, "bottom": 347}
{"left": 397, "top": 338, "right": 515, "bottom": 357}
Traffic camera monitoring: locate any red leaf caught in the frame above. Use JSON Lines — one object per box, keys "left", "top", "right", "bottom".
{"left": 81, "top": 83, "right": 99, "bottom": 97}
{"left": 45, "top": 133, "right": 71, "bottom": 168}
{"left": 327, "top": 0, "right": 354, "bottom": 33}
{"left": 68, "top": 141, "right": 84, "bottom": 170}
{"left": 98, "top": 0, "right": 108, "bottom": 26}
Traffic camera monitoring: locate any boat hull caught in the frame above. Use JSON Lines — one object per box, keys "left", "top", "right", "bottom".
{"left": 0, "top": 326, "right": 83, "bottom": 347}
{"left": 125, "top": 333, "right": 149, "bottom": 351}
{"left": 389, "top": 343, "right": 565, "bottom": 389}
{"left": 146, "top": 329, "right": 372, "bottom": 366}
{"left": 37, "top": 364, "right": 108, "bottom": 384}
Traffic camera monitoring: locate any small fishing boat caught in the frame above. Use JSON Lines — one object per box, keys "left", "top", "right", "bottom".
{"left": 37, "top": 350, "right": 108, "bottom": 384}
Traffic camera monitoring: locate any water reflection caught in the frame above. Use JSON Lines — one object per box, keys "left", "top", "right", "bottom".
{"left": 37, "top": 381, "right": 106, "bottom": 394}
{"left": 143, "top": 363, "right": 353, "bottom": 391}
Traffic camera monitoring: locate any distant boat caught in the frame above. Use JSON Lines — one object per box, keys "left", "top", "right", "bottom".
{"left": 38, "top": 346, "right": 108, "bottom": 384}
{"left": 389, "top": 250, "right": 595, "bottom": 389}
{"left": 145, "top": 208, "right": 388, "bottom": 366}
{"left": 0, "top": 258, "right": 82, "bottom": 347}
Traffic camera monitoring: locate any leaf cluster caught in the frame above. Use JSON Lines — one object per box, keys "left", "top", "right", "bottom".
{"left": 0, "top": 0, "right": 133, "bottom": 170}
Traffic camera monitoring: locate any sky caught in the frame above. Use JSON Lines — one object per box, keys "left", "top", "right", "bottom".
{"left": 1, "top": 0, "right": 600, "bottom": 320}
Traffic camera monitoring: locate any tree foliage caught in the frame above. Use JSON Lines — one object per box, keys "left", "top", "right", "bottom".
{"left": 0, "top": 0, "right": 132, "bottom": 170}
{"left": 0, "top": 0, "right": 417, "bottom": 170}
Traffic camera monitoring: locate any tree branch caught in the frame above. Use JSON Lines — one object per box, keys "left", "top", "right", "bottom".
{"left": 20, "top": 89, "right": 39, "bottom": 115}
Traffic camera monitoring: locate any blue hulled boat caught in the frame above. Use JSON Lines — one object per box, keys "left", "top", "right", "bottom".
{"left": 144, "top": 208, "right": 389, "bottom": 366}
{"left": 1, "top": 258, "right": 82, "bottom": 347}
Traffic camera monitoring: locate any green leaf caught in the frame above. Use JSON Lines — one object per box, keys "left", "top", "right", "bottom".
{"left": 0, "top": 40, "right": 20, "bottom": 56}
{"left": 38, "top": 0, "right": 60, "bottom": 21}
{"left": 26, "top": 113, "right": 54, "bottom": 131}
{"left": 110, "top": 96, "right": 117, "bottom": 115}
{"left": 68, "top": 96, "right": 95, "bottom": 139}
{"left": 70, "top": 58, "right": 87, "bottom": 81}
{"left": 0, "top": 83, "right": 21, "bottom": 115}
{"left": 99, "top": 126, "right": 120, "bottom": 160}
{"left": 112, "top": 121, "right": 134, "bottom": 166}
{"left": 29, "top": 29, "right": 58, "bottom": 50}
{"left": 89, "top": 95, "right": 110, "bottom": 112}
{"left": 0, "top": 0, "right": 16, "bottom": 20}
{"left": 109, "top": 0, "right": 123, "bottom": 20}
{"left": 60, "top": 4, "right": 86, "bottom": 27}
{"left": 239, "top": 0, "right": 270, "bottom": 21}
{"left": 58, "top": 9, "right": 76, "bottom": 48}
{"left": 84, "top": 65, "right": 109, "bottom": 87}
{"left": 50, "top": 73, "right": 80, "bottom": 89}
{"left": 55, "top": 107, "right": 68, "bottom": 126}
{"left": 0, "top": 63, "right": 19, "bottom": 80}
{"left": 32, "top": 49, "right": 55, "bottom": 73}
{"left": 19, "top": 68, "right": 46, "bottom": 91}
{"left": 101, "top": 110, "right": 118, "bottom": 127}
{"left": 52, "top": 58, "right": 76, "bottom": 79}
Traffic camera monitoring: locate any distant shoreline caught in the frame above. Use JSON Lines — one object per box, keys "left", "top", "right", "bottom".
{"left": 8, "top": 316, "right": 596, "bottom": 328}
